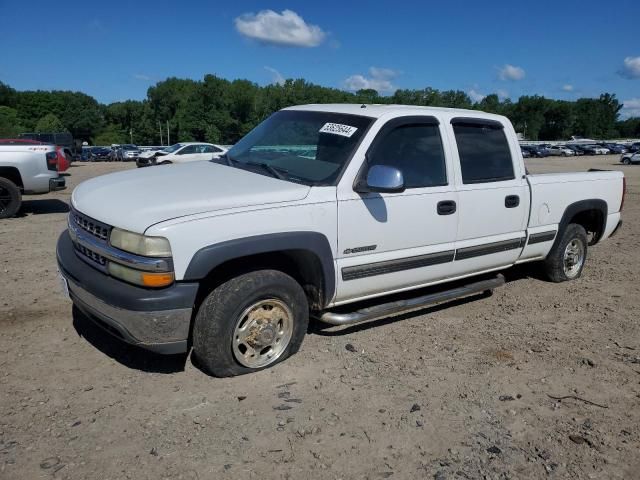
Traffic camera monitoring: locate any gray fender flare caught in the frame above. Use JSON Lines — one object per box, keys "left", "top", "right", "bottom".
{"left": 183, "top": 232, "right": 336, "bottom": 306}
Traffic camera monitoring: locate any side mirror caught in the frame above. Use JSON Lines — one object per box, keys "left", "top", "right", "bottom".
{"left": 355, "top": 165, "right": 405, "bottom": 194}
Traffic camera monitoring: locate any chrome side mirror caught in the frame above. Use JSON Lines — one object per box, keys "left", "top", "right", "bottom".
{"left": 355, "top": 165, "right": 405, "bottom": 193}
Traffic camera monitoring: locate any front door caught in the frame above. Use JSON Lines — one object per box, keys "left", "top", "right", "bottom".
{"left": 336, "top": 117, "right": 459, "bottom": 304}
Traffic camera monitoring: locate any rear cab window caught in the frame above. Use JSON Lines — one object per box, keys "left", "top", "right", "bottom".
{"left": 451, "top": 118, "right": 515, "bottom": 184}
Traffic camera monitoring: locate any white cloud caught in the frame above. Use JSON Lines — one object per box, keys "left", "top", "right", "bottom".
{"left": 620, "top": 98, "right": 640, "bottom": 118}
{"left": 133, "top": 74, "right": 151, "bottom": 81}
{"left": 343, "top": 67, "right": 400, "bottom": 93}
{"left": 467, "top": 89, "right": 485, "bottom": 103}
{"left": 496, "top": 89, "right": 509, "bottom": 100}
{"left": 234, "top": 9, "right": 326, "bottom": 47}
{"left": 264, "top": 66, "right": 285, "bottom": 85}
{"left": 618, "top": 56, "right": 640, "bottom": 79}
{"left": 498, "top": 64, "right": 525, "bottom": 81}
{"left": 562, "top": 84, "right": 574, "bottom": 92}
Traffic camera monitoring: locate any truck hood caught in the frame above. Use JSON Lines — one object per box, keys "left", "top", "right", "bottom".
{"left": 72, "top": 161, "right": 311, "bottom": 233}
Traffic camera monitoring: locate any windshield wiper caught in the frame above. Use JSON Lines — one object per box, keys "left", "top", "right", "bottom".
{"left": 245, "top": 161, "right": 286, "bottom": 180}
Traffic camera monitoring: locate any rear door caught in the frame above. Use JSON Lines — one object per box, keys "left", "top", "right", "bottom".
{"left": 447, "top": 118, "right": 529, "bottom": 276}
{"left": 336, "top": 116, "right": 459, "bottom": 303}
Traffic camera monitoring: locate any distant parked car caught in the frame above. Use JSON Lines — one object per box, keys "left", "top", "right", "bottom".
{"left": 546, "top": 145, "right": 575, "bottom": 156}
{"left": 593, "top": 145, "right": 610, "bottom": 155}
{"left": 136, "top": 142, "right": 228, "bottom": 167}
{"left": 603, "top": 143, "right": 627, "bottom": 154}
{"left": 111, "top": 144, "right": 140, "bottom": 161}
{"left": 578, "top": 145, "right": 608, "bottom": 155}
{"left": 521, "top": 145, "right": 548, "bottom": 157}
{"left": 90, "top": 147, "right": 111, "bottom": 161}
{"left": 521, "top": 147, "right": 531, "bottom": 158}
{"left": 620, "top": 152, "right": 640, "bottom": 165}
{"left": 629, "top": 142, "right": 640, "bottom": 153}
{"left": 564, "top": 145, "right": 584, "bottom": 156}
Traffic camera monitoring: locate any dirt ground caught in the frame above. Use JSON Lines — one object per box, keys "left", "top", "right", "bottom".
{"left": 1, "top": 156, "right": 638, "bottom": 480}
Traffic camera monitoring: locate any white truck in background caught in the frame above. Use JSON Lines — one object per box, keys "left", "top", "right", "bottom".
{"left": 57, "top": 104, "right": 625, "bottom": 377}
{"left": 0, "top": 143, "right": 66, "bottom": 218}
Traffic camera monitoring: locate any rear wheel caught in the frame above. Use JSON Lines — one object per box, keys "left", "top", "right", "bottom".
{"left": 623, "top": 158, "right": 631, "bottom": 165}
{"left": 543, "top": 223, "right": 587, "bottom": 282}
{"left": 192, "top": 270, "right": 309, "bottom": 377}
{"left": 0, "top": 177, "right": 22, "bottom": 219}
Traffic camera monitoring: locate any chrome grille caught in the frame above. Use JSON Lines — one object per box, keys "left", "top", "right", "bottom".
{"left": 76, "top": 243, "right": 107, "bottom": 268}
{"left": 71, "top": 209, "right": 111, "bottom": 241}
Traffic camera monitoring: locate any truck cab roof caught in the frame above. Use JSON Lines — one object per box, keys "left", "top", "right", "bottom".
{"left": 284, "top": 103, "right": 507, "bottom": 122}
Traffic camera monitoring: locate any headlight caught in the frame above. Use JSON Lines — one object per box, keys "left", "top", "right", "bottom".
{"left": 109, "top": 228, "right": 172, "bottom": 257}
{"left": 108, "top": 262, "right": 174, "bottom": 288}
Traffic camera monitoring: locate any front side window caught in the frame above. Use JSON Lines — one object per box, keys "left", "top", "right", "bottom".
{"left": 367, "top": 123, "right": 447, "bottom": 188}
{"left": 453, "top": 121, "right": 515, "bottom": 184}
{"left": 178, "top": 145, "right": 197, "bottom": 155}
{"left": 226, "top": 110, "right": 374, "bottom": 185}
{"left": 163, "top": 143, "right": 183, "bottom": 154}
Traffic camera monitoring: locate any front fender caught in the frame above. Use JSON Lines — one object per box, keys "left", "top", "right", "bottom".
{"left": 183, "top": 232, "right": 336, "bottom": 305}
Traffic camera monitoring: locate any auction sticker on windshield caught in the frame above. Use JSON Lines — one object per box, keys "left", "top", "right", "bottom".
{"left": 319, "top": 123, "right": 358, "bottom": 137}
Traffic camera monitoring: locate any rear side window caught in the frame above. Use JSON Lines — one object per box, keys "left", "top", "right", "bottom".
{"left": 453, "top": 121, "right": 514, "bottom": 184}
{"left": 368, "top": 123, "right": 447, "bottom": 188}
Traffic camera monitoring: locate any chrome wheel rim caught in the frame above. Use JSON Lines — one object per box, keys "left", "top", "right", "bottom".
{"left": 232, "top": 299, "right": 293, "bottom": 368}
{"left": 563, "top": 239, "right": 585, "bottom": 278}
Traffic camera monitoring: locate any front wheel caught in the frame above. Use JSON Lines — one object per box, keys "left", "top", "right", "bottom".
{"left": 192, "top": 270, "right": 309, "bottom": 377}
{"left": 0, "top": 177, "right": 22, "bottom": 219}
{"left": 623, "top": 158, "right": 631, "bottom": 165}
{"left": 543, "top": 223, "right": 588, "bottom": 282}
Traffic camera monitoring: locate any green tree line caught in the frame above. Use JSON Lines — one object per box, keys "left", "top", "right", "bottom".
{"left": 1, "top": 77, "right": 638, "bottom": 145}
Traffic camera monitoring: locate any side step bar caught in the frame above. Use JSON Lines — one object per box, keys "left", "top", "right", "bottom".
{"left": 318, "top": 274, "right": 505, "bottom": 326}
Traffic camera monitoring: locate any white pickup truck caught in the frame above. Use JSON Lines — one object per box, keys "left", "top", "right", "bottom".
{"left": 56, "top": 104, "right": 625, "bottom": 376}
{"left": 0, "top": 143, "right": 66, "bottom": 218}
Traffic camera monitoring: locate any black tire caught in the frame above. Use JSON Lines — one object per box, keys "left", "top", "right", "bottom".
{"left": 543, "top": 223, "right": 588, "bottom": 283}
{"left": 192, "top": 270, "right": 309, "bottom": 377}
{"left": 0, "top": 177, "right": 22, "bottom": 219}
{"left": 159, "top": 160, "right": 172, "bottom": 165}
{"left": 623, "top": 158, "right": 631, "bottom": 165}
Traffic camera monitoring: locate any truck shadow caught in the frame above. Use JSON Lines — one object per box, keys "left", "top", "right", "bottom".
{"left": 18, "top": 199, "right": 69, "bottom": 216}
{"left": 72, "top": 307, "right": 188, "bottom": 374}
{"left": 310, "top": 263, "right": 545, "bottom": 337}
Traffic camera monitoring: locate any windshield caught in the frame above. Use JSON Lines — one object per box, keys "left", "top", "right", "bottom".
{"left": 163, "top": 143, "right": 183, "bottom": 153}
{"left": 226, "top": 110, "right": 373, "bottom": 186}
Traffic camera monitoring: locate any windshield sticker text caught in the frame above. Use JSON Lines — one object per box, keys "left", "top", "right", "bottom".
{"left": 319, "top": 123, "right": 358, "bottom": 138}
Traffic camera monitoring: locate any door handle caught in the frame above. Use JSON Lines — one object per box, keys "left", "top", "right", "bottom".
{"left": 437, "top": 200, "right": 457, "bottom": 215}
{"left": 505, "top": 195, "right": 520, "bottom": 208}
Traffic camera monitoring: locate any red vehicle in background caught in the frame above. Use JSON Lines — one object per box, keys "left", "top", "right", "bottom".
{"left": 0, "top": 138, "right": 69, "bottom": 172}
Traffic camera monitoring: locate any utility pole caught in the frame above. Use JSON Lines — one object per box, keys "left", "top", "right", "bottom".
{"left": 129, "top": 128, "right": 133, "bottom": 144}
{"left": 166, "top": 121, "right": 170, "bottom": 146}
{"left": 158, "top": 121, "right": 163, "bottom": 146}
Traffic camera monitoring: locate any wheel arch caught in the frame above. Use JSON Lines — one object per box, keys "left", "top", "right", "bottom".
{"left": 184, "top": 232, "right": 336, "bottom": 310}
{"left": 556, "top": 199, "right": 607, "bottom": 247}
{"left": 0, "top": 166, "right": 24, "bottom": 189}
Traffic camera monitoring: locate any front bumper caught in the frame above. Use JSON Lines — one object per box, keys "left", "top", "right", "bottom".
{"left": 136, "top": 157, "right": 152, "bottom": 167}
{"left": 57, "top": 230, "right": 198, "bottom": 354}
{"left": 49, "top": 176, "right": 66, "bottom": 191}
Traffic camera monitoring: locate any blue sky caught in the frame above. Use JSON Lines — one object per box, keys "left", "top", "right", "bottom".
{"left": 1, "top": 0, "right": 639, "bottom": 116}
